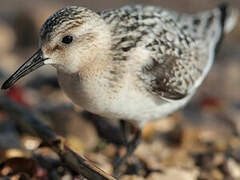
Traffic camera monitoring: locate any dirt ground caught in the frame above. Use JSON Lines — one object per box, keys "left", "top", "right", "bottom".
{"left": 0, "top": 0, "right": 239, "bottom": 179}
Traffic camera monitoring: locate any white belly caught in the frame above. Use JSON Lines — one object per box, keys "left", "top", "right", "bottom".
{"left": 57, "top": 71, "right": 192, "bottom": 128}
{"left": 103, "top": 82, "right": 192, "bottom": 127}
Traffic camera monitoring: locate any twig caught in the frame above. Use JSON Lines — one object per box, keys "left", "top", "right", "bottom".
{"left": 0, "top": 95, "right": 116, "bottom": 180}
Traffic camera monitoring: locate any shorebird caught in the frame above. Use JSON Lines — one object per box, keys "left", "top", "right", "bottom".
{"left": 1, "top": 3, "right": 238, "bottom": 176}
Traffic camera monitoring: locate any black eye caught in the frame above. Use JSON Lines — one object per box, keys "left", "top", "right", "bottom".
{"left": 62, "top": 35, "right": 73, "bottom": 44}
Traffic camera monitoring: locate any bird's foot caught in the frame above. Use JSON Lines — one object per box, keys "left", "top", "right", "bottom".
{"left": 113, "top": 120, "right": 141, "bottom": 178}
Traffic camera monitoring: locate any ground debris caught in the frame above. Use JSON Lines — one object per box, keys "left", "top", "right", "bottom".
{"left": 0, "top": 0, "right": 240, "bottom": 179}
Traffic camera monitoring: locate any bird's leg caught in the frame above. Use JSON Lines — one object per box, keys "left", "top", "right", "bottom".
{"left": 113, "top": 120, "right": 142, "bottom": 177}
{"left": 82, "top": 112, "right": 142, "bottom": 176}
{"left": 81, "top": 111, "right": 126, "bottom": 145}
{"left": 119, "top": 119, "right": 128, "bottom": 145}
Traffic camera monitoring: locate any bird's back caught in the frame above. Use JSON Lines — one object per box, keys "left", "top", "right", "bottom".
{"left": 99, "top": 4, "right": 238, "bottom": 100}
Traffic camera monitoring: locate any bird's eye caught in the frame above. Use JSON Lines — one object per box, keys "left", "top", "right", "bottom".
{"left": 62, "top": 35, "right": 73, "bottom": 44}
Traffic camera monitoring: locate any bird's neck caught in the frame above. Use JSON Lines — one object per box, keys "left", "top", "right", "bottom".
{"left": 57, "top": 20, "right": 114, "bottom": 76}
{"left": 79, "top": 49, "right": 114, "bottom": 80}
{"left": 56, "top": 46, "right": 114, "bottom": 82}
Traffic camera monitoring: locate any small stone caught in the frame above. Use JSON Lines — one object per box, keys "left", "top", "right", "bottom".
{"left": 22, "top": 136, "right": 41, "bottom": 150}
{"left": 147, "top": 168, "right": 199, "bottom": 180}
{"left": 227, "top": 158, "right": 240, "bottom": 178}
{"left": 5, "top": 149, "right": 25, "bottom": 158}
{"left": 210, "top": 169, "right": 223, "bottom": 180}
{"left": 142, "top": 122, "right": 156, "bottom": 140}
{"left": 120, "top": 175, "right": 145, "bottom": 180}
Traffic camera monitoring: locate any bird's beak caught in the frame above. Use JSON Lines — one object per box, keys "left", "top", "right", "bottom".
{"left": 1, "top": 49, "right": 47, "bottom": 90}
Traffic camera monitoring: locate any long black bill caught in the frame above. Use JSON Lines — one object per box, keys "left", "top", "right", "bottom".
{"left": 1, "top": 49, "right": 46, "bottom": 90}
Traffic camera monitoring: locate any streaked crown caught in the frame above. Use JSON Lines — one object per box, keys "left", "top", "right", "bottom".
{"left": 40, "top": 6, "right": 93, "bottom": 43}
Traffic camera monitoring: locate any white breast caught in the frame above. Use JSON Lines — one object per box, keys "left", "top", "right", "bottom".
{"left": 57, "top": 66, "right": 192, "bottom": 129}
{"left": 57, "top": 70, "right": 116, "bottom": 115}
{"left": 104, "top": 75, "right": 193, "bottom": 127}
{"left": 57, "top": 46, "right": 193, "bottom": 128}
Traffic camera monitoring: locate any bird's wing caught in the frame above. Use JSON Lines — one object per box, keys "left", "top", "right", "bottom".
{"left": 140, "top": 53, "right": 204, "bottom": 100}
{"left": 136, "top": 12, "right": 210, "bottom": 101}
{"left": 99, "top": 4, "right": 237, "bottom": 100}
{"left": 138, "top": 4, "right": 237, "bottom": 101}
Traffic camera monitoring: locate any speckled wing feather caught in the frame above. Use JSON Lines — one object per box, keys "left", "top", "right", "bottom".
{"left": 141, "top": 54, "right": 202, "bottom": 100}
{"left": 100, "top": 4, "right": 232, "bottom": 100}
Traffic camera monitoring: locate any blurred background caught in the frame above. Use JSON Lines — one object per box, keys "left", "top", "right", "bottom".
{"left": 0, "top": 0, "right": 239, "bottom": 179}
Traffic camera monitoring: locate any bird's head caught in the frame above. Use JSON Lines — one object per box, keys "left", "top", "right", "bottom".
{"left": 1, "top": 6, "right": 111, "bottom": 90}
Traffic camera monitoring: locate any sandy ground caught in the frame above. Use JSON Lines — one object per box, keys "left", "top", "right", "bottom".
{"left": 0, "top": 0, "right": 239, "bottom": 179}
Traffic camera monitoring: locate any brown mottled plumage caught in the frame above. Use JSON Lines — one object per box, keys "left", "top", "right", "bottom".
{"left": 1, "top": 4, "right": 238, "bottom": 176}
{"left": 2, "top": 4, "right": 238, "bottom": 127}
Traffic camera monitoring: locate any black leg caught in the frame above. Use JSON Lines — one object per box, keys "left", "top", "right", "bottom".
{"left": 113, "top": 120, "right": 142, "bottom": 177}
{"left": 119, "top": 120, "right": 128, "bottom": 146}
{"left": 81, "top": 111, "right": 125, "bottom": 145}
{"left": 81, "top": 112, "right": 142, "bottom": 177}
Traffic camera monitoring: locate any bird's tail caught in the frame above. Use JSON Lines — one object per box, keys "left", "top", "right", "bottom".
{"left": 187, "top": 3, "right": 238, "bottom": 47}
{"left": 195, "top": 3, "right": 238, "bottom": 52}
{"left": 220, "top": 3, "right": 239, "bottom": 34}
{"left": 214, "top": 3, "right": 238, "bottom": 52}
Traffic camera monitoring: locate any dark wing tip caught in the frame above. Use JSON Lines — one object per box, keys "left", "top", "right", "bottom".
{"left": 219, "top": 2, "right": 229, "bottom": 29}
{"left": 215, "top": 2, "right": 229, "bottom": 53}
{"left": 159, "top": 90, "right": 187, "bottom": 101}
{"left": 219, "top": 2, "right": 229, "bottom": 9}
